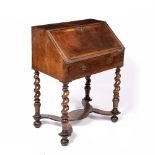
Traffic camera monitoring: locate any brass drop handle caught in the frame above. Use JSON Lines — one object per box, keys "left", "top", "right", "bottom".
{"left": 106, "top": 57, "right": 113, "bottom": 64}
{"left": 81, "top": 65, "right": 87, "bottom": 71}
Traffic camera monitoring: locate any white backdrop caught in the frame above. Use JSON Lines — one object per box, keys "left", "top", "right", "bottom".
{"left": 0, "top": 0, "right": 155, "bottom": 155}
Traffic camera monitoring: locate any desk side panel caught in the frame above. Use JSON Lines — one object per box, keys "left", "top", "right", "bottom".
{"left": 32, "top": 27, "right": 68, "bottom": 82}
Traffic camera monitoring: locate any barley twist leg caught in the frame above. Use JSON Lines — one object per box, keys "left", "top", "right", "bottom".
{"left": 60, "top": 83, "right": 71, "bottom": 146}
{"left": 33, "top": 70, "right": 41, "bottom": 128}
{"left": 111, "top": 68, "right": 121, "bottom": 122}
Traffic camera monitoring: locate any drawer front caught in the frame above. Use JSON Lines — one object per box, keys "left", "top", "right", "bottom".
{"left": 68, "top": 51, "right": 124, "bottom": 81}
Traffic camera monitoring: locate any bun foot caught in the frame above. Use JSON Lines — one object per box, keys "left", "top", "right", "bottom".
{"left": 33, "top": 121, "right": 41, "bottom": 128}
{"left": 111, "top": 115, "right": 118, "bottom": 122}
{"left": 61, "top": 138, "right": 69, "bottom": 146}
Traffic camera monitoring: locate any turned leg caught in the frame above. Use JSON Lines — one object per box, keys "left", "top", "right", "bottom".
{"left": 33, "top": 70, "right": 41, "bottom": 128}
{"left": 111, "top": 68, "right": 121, "bottom": 122}
{"left": 82, "top": 76, "right": 92, "bottom": 107}
{"left": 59, "top": 83, "right": 71, "bottom": 146}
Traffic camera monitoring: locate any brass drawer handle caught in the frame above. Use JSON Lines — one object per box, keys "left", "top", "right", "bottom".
{"left": 81, "top": 65, "right": 87, "bottom": 71}
{"left": 106, "top": 57, "right": 113, "bottom": 64}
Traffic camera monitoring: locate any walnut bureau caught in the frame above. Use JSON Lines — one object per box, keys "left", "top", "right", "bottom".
{"left": 32, "top": 19, "right": 125, "bottom": 146}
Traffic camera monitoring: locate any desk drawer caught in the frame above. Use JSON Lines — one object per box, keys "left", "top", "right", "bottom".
{"left": 68, "top": 51, "right": 124, "bottom": 81}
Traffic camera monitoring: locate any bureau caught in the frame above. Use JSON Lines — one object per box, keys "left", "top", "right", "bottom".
{"left": 32, "top": 19, "right": 125, "bottom": 146}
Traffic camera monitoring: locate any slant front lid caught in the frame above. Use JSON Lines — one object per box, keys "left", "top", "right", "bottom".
{"left": 47, "top": 20, "right": 124, "bottom": 63}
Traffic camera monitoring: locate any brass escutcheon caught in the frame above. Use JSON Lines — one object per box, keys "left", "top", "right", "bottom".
{"left": 79, "top": 26, "right": 84, "bottom": 32}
